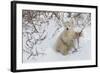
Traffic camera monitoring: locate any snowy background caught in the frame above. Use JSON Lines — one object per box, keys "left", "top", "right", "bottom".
{"left": 22, "top": 10, "right": 91, "bottom": 63}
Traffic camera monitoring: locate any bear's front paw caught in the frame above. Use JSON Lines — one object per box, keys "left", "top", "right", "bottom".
{"left": 61, "top": 50, "right": 69, "bottom": 55}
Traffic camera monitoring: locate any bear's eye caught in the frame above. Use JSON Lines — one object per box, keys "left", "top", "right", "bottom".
{"left": 66, "top": 28, "right": 69, "bottom": 30}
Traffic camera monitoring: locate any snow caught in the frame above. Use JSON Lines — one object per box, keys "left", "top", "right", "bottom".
{"left": 22, "top": 11, "right": 91, "bottom": 63}
{"left": 23, "top": 18, "right": 91, "bottom": 63}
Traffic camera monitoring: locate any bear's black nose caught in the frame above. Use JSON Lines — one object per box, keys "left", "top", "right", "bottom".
{"left": 66, "top": 28, "right": 69, "bottom": 30}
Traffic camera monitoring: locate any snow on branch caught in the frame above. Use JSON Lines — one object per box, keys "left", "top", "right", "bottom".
{"left": 22, "top": 10, "right": 91, "bottom": 61}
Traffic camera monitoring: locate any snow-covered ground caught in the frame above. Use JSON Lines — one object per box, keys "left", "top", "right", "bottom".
{"left": 23, "top": 18, "right": 91, "bottom": 63}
